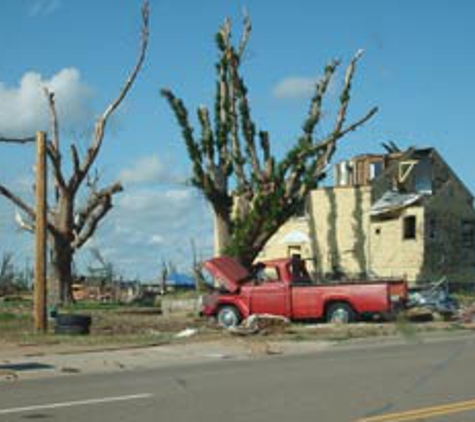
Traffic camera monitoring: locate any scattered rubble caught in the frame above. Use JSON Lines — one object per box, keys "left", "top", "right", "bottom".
{"left": 229, "top": 314, "right": 290, "bottom": 336}
{"left": 457, "top": 305, "right": 475, "bottom": 324}
{"left": 407, "top": 278, "right": 460, "bottom": 321}
{"left": 175, "top": 328, "right": 199, "bottom": 339}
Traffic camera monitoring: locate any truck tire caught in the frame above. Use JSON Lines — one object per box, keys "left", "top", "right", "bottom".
{"left": 326, "top": 302, "right": 355, "bottom": 324}
{"left": 217, "top": 305, "right": 242, "bottom": 329}
{"left": 54, "top": 314, "right": 92, "bottom": 335}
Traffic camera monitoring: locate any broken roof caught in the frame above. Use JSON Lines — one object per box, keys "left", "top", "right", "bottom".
{"left": 370, "top": 190, "right": 424, "bottom": 216}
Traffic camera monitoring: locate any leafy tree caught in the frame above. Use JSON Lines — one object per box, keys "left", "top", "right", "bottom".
{"left": 162, "top": 16, "right": 377, "bottom": 267}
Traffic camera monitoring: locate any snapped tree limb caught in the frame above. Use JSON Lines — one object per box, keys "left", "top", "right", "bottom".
{"left": 70, "top": 1, "right": 150, "bottom": 193}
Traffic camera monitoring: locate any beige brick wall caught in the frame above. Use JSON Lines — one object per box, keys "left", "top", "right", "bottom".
{"left": 258, "top": 218, "right": 312, "bottom": 263}
{"left": 261, "top": 177, "right": 474, "bottom": 285}
{"left": 310, "top": 186, "right": 372, "bottom": 277}
{"left": 369, "top": 208, "right": 425, "bottom": 281}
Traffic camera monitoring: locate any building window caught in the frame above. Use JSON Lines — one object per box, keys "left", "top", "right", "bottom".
{"left": 288, "top": 245, "right": 302, "bottom": 257}
{"left": 461, "top": 220, "right": 475, "bottom": 248}
{"left": 403, "top": 216, "right": 416, "bottom": 240}
{"left": 369, "top": 160, "right": 384, "bottom": 180}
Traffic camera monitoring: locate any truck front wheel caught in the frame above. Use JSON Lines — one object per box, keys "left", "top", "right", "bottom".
{"left": 326, "top": 302, "right": 356, "bottom": 324}
{"left": 217, "top": 306, "right": 242, "bottom": 329}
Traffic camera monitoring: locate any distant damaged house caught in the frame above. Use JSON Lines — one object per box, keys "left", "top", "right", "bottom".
{"left": 259, "top": 147, "right": 475, "bottom": 285}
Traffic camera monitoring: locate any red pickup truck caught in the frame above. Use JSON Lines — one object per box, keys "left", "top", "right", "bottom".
{"left": 200, "top": 256, "right": 407, "bottom": 328}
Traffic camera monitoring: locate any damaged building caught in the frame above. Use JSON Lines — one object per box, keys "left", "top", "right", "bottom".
{"left": 259, "top": 147, "right": 475, "bottom": 286}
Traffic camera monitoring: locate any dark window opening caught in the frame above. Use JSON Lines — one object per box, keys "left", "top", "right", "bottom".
{"left": 413, "top": 157, "right": 433, "bottom": 193}
{"left": 375, "top": 227, "right": 381, "bottom": 235}
{"left": 461, "top": 220, "right": 475, "bottom": 248}
{"left": 403, "top": 216, "right": 416, "bottom": 240}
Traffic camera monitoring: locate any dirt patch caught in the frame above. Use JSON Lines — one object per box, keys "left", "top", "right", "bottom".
{"left": 2, "top": 299, "right": 474, "bottom": 358}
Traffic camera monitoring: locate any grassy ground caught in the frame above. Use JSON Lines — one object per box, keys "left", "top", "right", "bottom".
{"left": 0, "top": 297, "right": 210, "bottom": 349}
{"left": 1, "top": 296, "right": 474, "bottom": 353}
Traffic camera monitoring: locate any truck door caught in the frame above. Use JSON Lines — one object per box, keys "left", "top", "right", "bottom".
{"left": 250, "top": 267, "right": 289, "bottom": 316}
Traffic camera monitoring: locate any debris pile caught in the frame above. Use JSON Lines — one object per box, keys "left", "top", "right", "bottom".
{"left": 229, "top": 314, "right": 290, "bottom": 336}
{"left": 407, "top": 277, "right": 459, "bottom": 321}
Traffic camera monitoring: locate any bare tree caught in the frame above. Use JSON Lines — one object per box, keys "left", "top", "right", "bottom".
{"left": 190, "top": 238, "right": 205, "bottom": 293}
{"left": 159, "top": 258, "right": 168, "bottom": 295}
{"left": 0, "top": 253, "right": 30, "bottom": 295}
{"left": 162, "top": 16, "right": 377, "bottom": 267}
{"left": 0, "top": 2, "right": 150, "bottom": 303}
{"left": 0, "top": 253, "right": 15, "bottom": 286}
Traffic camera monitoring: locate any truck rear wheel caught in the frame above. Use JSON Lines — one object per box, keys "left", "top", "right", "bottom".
{"left": 217, "top": 305, "right": 242, "bottom": 329}
{"left": 326, "top": 302, "right": 355, "bottom": 324}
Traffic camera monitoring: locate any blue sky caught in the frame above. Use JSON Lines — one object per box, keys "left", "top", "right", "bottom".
{"left": 1, "top": 0, "right": 474, "bottom": 280}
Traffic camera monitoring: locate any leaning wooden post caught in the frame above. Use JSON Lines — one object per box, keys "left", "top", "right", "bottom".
{"left": 34, "top": 131, "right": 48, "bottom": 332}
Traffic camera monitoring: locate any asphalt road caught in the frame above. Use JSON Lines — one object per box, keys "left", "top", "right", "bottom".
{"left": 1, "top": 335, "right": 475, "bottom": 421}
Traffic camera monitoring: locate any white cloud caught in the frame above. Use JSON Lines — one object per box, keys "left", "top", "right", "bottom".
{"left": 28, "top": 0, "right": 61, "bottom": 17}
{"left": 119, "top": 155, "right": 186, "bottom": 185}
{"left": 81, "top": 186, "right": 214, "bottom": 278}
{"left": 272, "top": 77, "right": 317, "bottom": 99}
{"left": 118, "top": 188, "right": 194, "bottom": 215}
{"left": 149, "top": 234, "right": 164, "bottom": 245}
{"left": 0, "top": 68, "right": 94, "bottom": 138}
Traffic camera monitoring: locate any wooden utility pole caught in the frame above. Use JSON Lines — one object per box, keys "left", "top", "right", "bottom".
{"left": 34, "top": 131, "right": 47, "bottom": 332}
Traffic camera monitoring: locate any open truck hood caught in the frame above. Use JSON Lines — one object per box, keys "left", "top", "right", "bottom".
{"left": 203, "top": 256, "right": 250, "bottom": 294}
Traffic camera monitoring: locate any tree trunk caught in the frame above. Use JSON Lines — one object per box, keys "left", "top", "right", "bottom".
{"left": 50, "top": 196, "right": 75, "bottom": 305}
{"left": 50, "top": 234, "right": 74, "bottom": 305}
{"left": 213, "top": 210, "right": 231, "bottom": 256}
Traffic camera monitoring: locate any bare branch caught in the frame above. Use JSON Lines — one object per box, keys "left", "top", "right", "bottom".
{"left": 302, "top": 59, "right": 340, "bottom": 141}
{"left": 74, "top": 181, "right": 122, "bottom": 234}
{"left": 0, "top": 136, "right": 35, "bottom": 144}
{"left": 333, "top": 49, "right": 364, "bottom": 134}
{"left": 43, "top": 87, "right": 60, "bottom": 151}
{"left": 237, "top": 9, "right": 252, "bottom": 59}
{"left": 336, "top": 106, "right": 378, "bottom": 139}
{"left": 0, "top": 182, "right": 60, "bottom": 236}
{"left": 0, "top": 183, "right": 35, "bottom": 220}
{"left": 100, "top": 1, "right": 149, "bottom": 124}
{"left": 73, "top": 181, "right": 123, "bottom": 250}
{"left": 70, "top": 144, "right": 81, "bottom": 175}
{"left": 73, "top": 198, "right": 112, "bottom": 250}
{"left": 71, "top": 0, "right": 150, "bottom": 191}
{"left": 42, "top": 87, "right": 68, "bottom": 194}
{"left": 46, "top": 142, "right": 67, "bottom": 192}
{"left": 15, "top": 209, "right": 35, "bottom": 233}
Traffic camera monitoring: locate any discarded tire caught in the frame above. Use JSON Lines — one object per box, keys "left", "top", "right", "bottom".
{"left": 54, "top": 314, "right": 92, "bottom": 335}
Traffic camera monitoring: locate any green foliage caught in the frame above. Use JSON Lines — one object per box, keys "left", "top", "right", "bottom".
{"left": 162, "top": 16, "right": 376, "bottom": 266}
